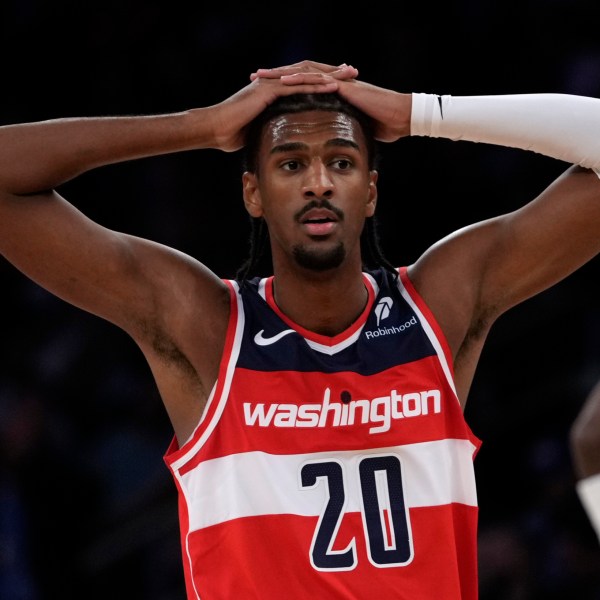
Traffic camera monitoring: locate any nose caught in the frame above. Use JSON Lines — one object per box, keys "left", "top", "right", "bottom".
{"left": 302, "top": 160, "right": 334, "bottom": 199}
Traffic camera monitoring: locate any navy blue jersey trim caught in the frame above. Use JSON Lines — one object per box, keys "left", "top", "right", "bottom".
{"left": 234, "top": 269, "right": 436, "bottom": 375}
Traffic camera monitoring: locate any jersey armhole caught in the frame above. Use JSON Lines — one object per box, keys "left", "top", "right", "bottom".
{"left": 164, "top": 279, "right": 242, "bottom": 465}
{"left": 398, "top": 266, "right": 456, "bottom": 380}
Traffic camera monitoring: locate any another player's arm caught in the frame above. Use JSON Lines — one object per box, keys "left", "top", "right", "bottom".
{"left": 570, "top": 380, "right": 600, "bottom": 543}
{"left": 571, "top": 380, "right": 600, "bottom": 479}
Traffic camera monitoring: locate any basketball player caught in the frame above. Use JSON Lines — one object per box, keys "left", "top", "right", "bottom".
{"left": 1, "top": 60, "right": 600, "bottom": 598}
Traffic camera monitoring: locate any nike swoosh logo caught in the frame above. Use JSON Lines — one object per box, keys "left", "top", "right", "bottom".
{"left": 254, "top": 329, "right": 295, "bottom": 346}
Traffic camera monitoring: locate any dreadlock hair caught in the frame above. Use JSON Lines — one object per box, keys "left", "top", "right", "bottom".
{"left": 235, "top": 92, "right": 397, "bottom": 284}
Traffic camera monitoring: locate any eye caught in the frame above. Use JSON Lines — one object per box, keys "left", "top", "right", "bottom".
{"left": 281, "top": 160, "right": 301, "bottom": 171}
{"left": 332, "top": 158, "right": 353, "bottom": 170}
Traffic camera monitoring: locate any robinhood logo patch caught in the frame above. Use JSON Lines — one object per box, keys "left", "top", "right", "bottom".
{"left": 375, "top": 297, "right": 393, "bottom": 326}
{"left": 366, "top": 296, "right": 417, "bottom": 339}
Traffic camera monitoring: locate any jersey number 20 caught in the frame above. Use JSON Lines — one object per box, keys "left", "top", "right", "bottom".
{"left": 300, "top": 455, "right": 413, "bottom": 571}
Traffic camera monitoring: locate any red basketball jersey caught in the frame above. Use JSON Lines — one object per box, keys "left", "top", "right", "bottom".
{"left": 164, "top": 267, "right": 481, "bottom": 599}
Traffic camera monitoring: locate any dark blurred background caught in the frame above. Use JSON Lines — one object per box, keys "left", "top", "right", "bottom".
{"left": 1, "top": 1, "right": 599, "bottom": 598}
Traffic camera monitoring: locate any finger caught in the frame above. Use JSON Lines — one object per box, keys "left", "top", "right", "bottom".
{"left": 331, "top": 65, "right": 359, "bottom": 79}
{"left": 292, "top": 60, "right": 346, "bottom": 72}
{"left": 260, "top": 60, "right": 339, "bottom": 74}
{"left": 250, "top": 60, "right": 357, "bottom": 80}
{"left": 279, "top": 71, "right": 357, "bottom": 87}
{"left": 251, "top": 67, "right": 299, "bottom": 80}
{"left": 279, "top": 72, "right": 335, "bottom": 86}
{"left": 251, "top": 64, "right": 358, "bottom": 82}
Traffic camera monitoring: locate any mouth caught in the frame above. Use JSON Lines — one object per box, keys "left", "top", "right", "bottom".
{"left": 299, "top": 208, "right": 339, "bottom": 236}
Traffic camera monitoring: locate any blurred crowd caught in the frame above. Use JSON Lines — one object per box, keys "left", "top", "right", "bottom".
{"left": 1, "top": 1, "right": 600, "bottom": 598}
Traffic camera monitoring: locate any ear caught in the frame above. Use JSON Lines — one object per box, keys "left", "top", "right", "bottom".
{"left": 365, "top": 170, "right": 378, "bottom": 217}
{"left": 242, "top": 172, "right": 263, "bottom": 218}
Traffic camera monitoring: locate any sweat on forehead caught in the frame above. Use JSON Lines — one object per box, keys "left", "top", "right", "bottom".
{"left": 265, "top": 111, "right": 363, "bottom": 147}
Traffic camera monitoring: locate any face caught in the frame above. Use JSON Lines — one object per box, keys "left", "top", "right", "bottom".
{"left": 242, "top": 110, "right": 378, "bottom": 274}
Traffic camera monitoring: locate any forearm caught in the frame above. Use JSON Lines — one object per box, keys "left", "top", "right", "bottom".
{"left": 411, "top": 92, "right": 600, "bottom": 173}
{"left": 0, "top": 108, "right": 215, "bottom": 195}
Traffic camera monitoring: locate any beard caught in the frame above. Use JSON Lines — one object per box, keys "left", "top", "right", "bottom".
{"left": 292, "top": 241, "right": 346, "bottom": 271}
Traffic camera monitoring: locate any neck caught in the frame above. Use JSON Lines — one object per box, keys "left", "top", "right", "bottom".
{"left": 271, "top": 262, "right": 368, "bottom": 337}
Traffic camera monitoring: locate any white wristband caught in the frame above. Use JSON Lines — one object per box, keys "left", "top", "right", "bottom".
{"left": 411, "top": 92, "right": 600, "bottom": 174}
{"left": 576, "top": 473, "right": 600, "bottom": 543}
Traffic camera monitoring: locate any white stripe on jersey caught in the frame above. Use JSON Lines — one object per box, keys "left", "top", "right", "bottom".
{"left": 178, "top": 438, "right": 478, "bottom": 532}
{"left": 395, "top": 275, "right": 459, "bottom": 399}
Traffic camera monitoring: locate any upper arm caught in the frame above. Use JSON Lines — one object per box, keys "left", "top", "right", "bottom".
{"left": 0, "top": 188, "right": 231, "bottom": 440}
{"left": 479, "top": 166, "right": 600, "bottom": 311}
{"left": 0, "top": 188, "right": 228, "bottom": 345}
{"left": 409, "top": 166, "right": 600, "bottom": 398}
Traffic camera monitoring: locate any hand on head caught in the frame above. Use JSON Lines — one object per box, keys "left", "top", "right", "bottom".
{"left": 249, "top": 59, "right": 412, "bottom": 143}
{"left": 250, "top": 60, "right": 359, "bottom": 83}
{"left": 213, "top": 62, "right": 353, "bottom": 153}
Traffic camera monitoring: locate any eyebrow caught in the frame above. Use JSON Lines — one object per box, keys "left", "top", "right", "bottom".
{"left": 270, "top": 138, "right": 360, "bottom": 155}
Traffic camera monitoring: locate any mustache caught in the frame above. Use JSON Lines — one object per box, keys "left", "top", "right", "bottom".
{"left": 294, "top": 199, "right": 345, "bottom": 222}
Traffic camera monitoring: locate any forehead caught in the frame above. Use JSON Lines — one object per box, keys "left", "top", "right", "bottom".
{"left": 261, "top": 110, "right": 366, "bottom": 150}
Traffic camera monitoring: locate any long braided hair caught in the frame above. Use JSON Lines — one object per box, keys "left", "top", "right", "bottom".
{"left": 235, "top": 93, "right": 397, "bottom": 284}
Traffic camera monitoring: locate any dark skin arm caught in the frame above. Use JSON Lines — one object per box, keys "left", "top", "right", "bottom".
{"left": 571, "top": 379, "right": 600, "bottom": 478}
{"left": 0, "top": 67, "right": 356, "bottom": 445}
{"left": 256, "top": 62, "right": 600, "bottom": 407}
{"left": 412, "top": 164, "right": 600, "bottom": 404}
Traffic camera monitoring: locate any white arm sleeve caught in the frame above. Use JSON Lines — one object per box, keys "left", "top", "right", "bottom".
{"left": 411, "top": 92, "right": 600, "bottom": 176}
{"left": 576, "top": 473, "right": 600, "bottom": 544}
